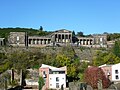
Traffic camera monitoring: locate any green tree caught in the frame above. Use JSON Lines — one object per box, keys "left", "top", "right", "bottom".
{"left": 103, "top": 52, "right": 120, "bottom": 64}
{"left": 77, "top": 31, "right": 84, "bottom": 37}
{"left": 38, "top": 76, "right": 44, "bottom": 90}
{"left": 72, "top": 30, "right": 75, "bottom": 36}
{"left": 112, "top": 40, "right": 120, "bottom": 57}
{"left": 39, "top": 26, "right": 43, "bottom": 31}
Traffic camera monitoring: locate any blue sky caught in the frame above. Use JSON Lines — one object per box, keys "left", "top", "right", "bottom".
{"left": 0, "top": 0, "right": 120, "bottom": 35}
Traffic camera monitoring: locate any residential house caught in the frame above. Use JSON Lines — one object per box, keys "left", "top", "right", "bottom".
{"left": 112, "top": 63, "right": 120, "bottom": 82}
{"left": 39, "top": 64, "right": 67, "bottom": 90}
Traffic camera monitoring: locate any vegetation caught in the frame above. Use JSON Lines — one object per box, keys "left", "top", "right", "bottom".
{"left": 0, "top": 27, "right": 51, "bottom": 39}
{"left": 84, "top": 66, "right": 111, "bottom": 89}
{"left": 38, "top": 76, "right": 45, "bottom": 90}
{"left": 93, "top": 40, "right": 120, "bottom": 66}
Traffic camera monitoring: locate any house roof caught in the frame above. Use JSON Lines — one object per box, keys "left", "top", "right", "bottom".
{"left": 40, "top": 64, "right": 66, "bottom": 71}
{"left": 99, "top": 64, "right": 112, "bottom": 67}
{"left": 54, "top": 29, "right": 72, "bottom": 33}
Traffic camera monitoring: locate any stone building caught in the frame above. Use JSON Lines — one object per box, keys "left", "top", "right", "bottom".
{"left": 8, "top": 32, "right": 28, "bottom": 47}
{"left": 8, "top": 29, "right": 107, "bottom": 48}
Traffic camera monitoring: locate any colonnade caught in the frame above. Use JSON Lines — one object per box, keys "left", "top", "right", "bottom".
{"left": 28, "top": 38, "right": 51, "bottom": 45}
{"left": 78, "top": 38, "right": 93, "bottom": 45}
{"left": 54, "top": 33, "right": 72, "bottom": 43}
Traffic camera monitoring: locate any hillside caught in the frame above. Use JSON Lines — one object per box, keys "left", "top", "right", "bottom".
{"left": 0, "top": 27, "right": 51, "bottom": 38}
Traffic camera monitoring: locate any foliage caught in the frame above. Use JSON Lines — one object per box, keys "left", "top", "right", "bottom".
{"left": 93, "top": 50, "right": 120, "bottom": 66}
{"left": 112, "top": 40, "right": 120, "bottom": 57}
{"left": 0, "top": 27, "right": 51, "bottom": 39}
{"left": 38, "top": 76, "right": 45, "bottom": 90}
{"left": 77, "top": 31, "right": 84, "bottom": 37}
{"left": 72, "top": 31, "right": 75, "bottom": 36}
{"left": 107, "top": 33, "right": 120, "bottom": 41}
{"left": 77, "top": 62, "right": 89, "bottom": 81}
{"left": 84, "top": 66, "right": 111, "bottom": 89}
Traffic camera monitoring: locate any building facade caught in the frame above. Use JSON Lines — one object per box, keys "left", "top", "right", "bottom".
{"left": 112, "top": 63, "right": 120, "bottom": 82}
{"left": 39, "top": 64, "right": 67, "bottom": 90}
{"left": 99, "top": 63, "right": 120, "bottom": 83}
{"left": 8, "top": 29, "right": 107, "bottom": 48}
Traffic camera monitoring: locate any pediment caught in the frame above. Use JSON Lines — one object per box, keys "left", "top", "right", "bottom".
{"left": 55, "top": 29, "right": 72, "bottom": 33}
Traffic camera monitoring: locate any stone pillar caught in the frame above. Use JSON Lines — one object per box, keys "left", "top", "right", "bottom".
{"left": 88, "top": 39, "right": 90, "bottom": 45}
{"left": 31, "top": 39, "right": 33, "bottom": 44}
{"left": 42, "top": 39, "right": 45, "bottom": 44}
{"left": 85, "top": 39, "right": 87, "bottom": 45}
{"left": 56, "top": 34, "right": 59, "bottom": 42}
{"left": 46, "top": 39, "right": 48, "bottom": 44}
{"left": 35, "top": 39, "right": 37, "bottom": 44}
{"left": 40, "top": 39, "right": 42, "bottom": 44}
{"left": 81, "top": 40, "right": 83, "bottom": 45}
{"left": 61, "top": 34, "right": 62, "bottom": 42}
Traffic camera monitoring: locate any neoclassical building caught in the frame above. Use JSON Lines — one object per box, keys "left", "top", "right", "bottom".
{"left": 8, "top": 29, "right": 107, "bottom": 48}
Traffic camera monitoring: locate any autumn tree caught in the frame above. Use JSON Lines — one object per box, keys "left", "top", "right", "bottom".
{"left": 84, "top": 66, "right": 111, "bottom": 89}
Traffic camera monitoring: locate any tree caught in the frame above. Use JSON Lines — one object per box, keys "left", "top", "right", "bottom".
{"left": 38, "top": 76, "right": 44, "bottom": 90}
{"left": 77, "top": 31, "right": 84, "bottom": 37}
{"left": 112, "top": 40, "right": 120, "bottom": 58}
{"left": 72, "top": 31, "right": 75, "bottom": 36}
{"left": 93, "top": 51, "right": 120, "bottom": 66}
{"left": 84, "top": 66, "right": 110, "bottom": 89}
{"left": 93, "top": 51, "right": 108, "bottom": 66}
{"left": 39, "top": 26, "right": 43, "bottom": 31}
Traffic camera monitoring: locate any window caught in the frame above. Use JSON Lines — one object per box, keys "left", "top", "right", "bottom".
{"left": 43, "top": 71, "right": 46, "bottom": 74}
{"left": 115, "top": 70, "right": 118, "bottom": 74}
{"left": 115, "top": 75, "right": 119, "bottom": 79}
{"left": 56, "top": 83, "right": 59, "bottom": 88}
{"left": 43, "top": 71, "right": 47, "bottom": 78}
{"left": 56, "top": 77, "right": 59, "bottom": 82}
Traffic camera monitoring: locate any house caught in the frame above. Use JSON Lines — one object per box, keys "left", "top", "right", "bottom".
{"left": 99, "top": 64, "right": 112, "bottom": 81}
{"left": 111, "top": 63, "right": 120, "bottom": 82}
{"left": 39, "top": 64, "right": 67, "bottom": 90}
{"left": 99, "top": 63, "right": 120, "bottom": 83}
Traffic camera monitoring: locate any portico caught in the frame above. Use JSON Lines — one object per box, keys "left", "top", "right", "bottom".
{"left": 53, "top": 29, "right": 72, "bottom": 43}
{"left": 77, "top": 37, "right": 94, "bottom": 46}
{"left": 28, "top": 36, "right": 51, "bottom": 45}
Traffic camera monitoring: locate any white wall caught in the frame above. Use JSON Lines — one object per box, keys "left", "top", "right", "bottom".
{"left": 49, "top": 74, "right": 66, "bottom": 89}
{"left": 112, "top": 63, "right": 120, "bottom": 81}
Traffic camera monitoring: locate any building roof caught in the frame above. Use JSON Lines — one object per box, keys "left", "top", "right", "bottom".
{"left": 54, "top": 29, "right": 72, "bottom": 33}
{"left": 99, "top": 64, "right": 112, "bottom": 68}
{"left": 40, "top": 64, "right": 67, "bottom": 72}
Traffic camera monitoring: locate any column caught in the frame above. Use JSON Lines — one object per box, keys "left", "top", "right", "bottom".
{"left": 81, "top": 39, "right": 83, "bottom": 45}
{"left": 42, "top": 39, "right": 45, "bottom": 45}
{"left": 35, "top": 39, "right": 37, "bottom": 44}
{"left": 88, "top": 39, "right": 90, "bottom": 45}
{"left": 56, "top": 34, "right": 58, "bottom": 42}
{"left": 31, "top": 39, "right": 33, "bottom": 44}
{"left": 61, "top": 34, "right": 62, "bottom": 43}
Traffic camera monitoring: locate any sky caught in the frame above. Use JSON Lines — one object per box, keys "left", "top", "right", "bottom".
{"left": 0, "top": 0, "right": 120, "bottom": 35}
